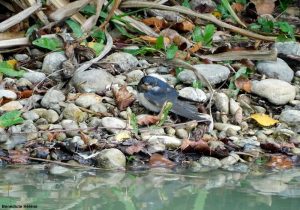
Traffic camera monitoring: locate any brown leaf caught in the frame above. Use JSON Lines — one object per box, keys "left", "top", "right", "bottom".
{"left": 113, "top": 85, "right": 135, "bottom": 111}
{"left": 267, "top": 155, "right": 293, "bottom": 169}
{"left": 9, "top": 150, "right": 29, "bottom": 164}
{"left": 232, "top": 3, "right": 245, "bottom": 13}
{"left": 149, "top": 153, "right": 175, "bottom": 168}
{"left": 174, "top": 21, "right": 195, "bottom": 32}
{"left": 126, "top": 143, "right": 145, "bottom": 155}
{"left": 17, "top": 90, "right": 33, "bottom": 99}
{"left": 251, "top": 0, "right": 275, "bottom": 15}
{"left": 137, "top": 114, "right": 160, "bottom": 126}
{"left": 235, "top": 77, "right": 252, "bottom": 93}
{"left": 140, "top": 35, "right": 171, "bottom": 45}
{"left": 142, "top": 17, "right": 168, "bottom": 32}
{"left": 189, "top": 43, "right": 202, "bottom": 53}
{"left": 181, "top": 139, "right": 210, "bottom": 153}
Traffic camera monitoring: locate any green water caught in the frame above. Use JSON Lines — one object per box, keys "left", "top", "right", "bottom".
{"left": 0, "top": 165, "right": 300, "bottom": 210}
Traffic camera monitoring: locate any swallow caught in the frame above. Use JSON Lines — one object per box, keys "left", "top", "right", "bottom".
{"left": 137, "top": 76, "right": 211, "bottom": 123}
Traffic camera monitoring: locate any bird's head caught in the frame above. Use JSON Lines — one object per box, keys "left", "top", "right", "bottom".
{"left": 137, "top": 76, "right": 169, "bottom": 93}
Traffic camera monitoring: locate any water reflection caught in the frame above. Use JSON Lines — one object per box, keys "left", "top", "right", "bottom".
{"left": 0, "top": 165, "right": 300, "bottom": 210}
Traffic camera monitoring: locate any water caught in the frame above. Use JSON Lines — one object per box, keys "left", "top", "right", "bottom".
{"left": 1, "top": 165, "right": 300, "bottom": 210}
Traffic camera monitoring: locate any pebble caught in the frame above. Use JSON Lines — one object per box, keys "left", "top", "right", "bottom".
{"left": 275, "top": 41, "right": 300, "bottom": 56}
{"left": 147, "top": 135, "right": 182, "bottom": 149}
{"left": 14, "top": 54, "right": 29, "bottom": 61}
{"left": 22, "top": 110, "right": 39, "bottom": 121}
{"left": 140, "top": 128, "right": 166, "bottom": 140}
{"left": 63, "top": 103, "right": 87, "bottom": 122}
{"left": 190, "top": 0, "right": 216, "bottom": 12}
{"left": 177, "top": 70, "right": 197, "bottom": 84}
{"left": 126, "top": 70, "right": 144, "bottom": 83}
{"left": 194, "top": 64, "right": 230, "bottom": 85}
{"left": 280, "top": 110, "right": 300, "bottom": 126}
{"left": 256, "top": 58, "right": 294, "bottom": 82}
{"left": 214, "top": 123, "right": 241, "bottom": 132}
{"left": 0, "top": 89, "right": 17, "bottom": 99}
{"left": 296, "top": 71, "right": 300, "bottom": 77}
{"left": 23, "top": 72, "right": 46, "bottom": 84}
{"left": 42, "top": 52, "right": 67, "bottom": 74}
{"left": 61, "top": 120, "right": 79, "bottom": 137}
{"left": 0, "top": 101, "right": 23, "bottom": 111}
{"left": 49, "top": 165, "right": 71, "bottom": 176}
{"left": 101, "top": 117, "right": 127, "bottom": 133}
{"left": 75, "top": 93, "right": 102, "bottom": 108}
{"left": 233, "top": 136, "right": 260, "bottom": 147}
{"left": 175, "top": 128, "right": 189, "bottom": 139}
{"left": 41, "top": 89, "right": 65, "bottom": 109}
{"left": 161, "top": 74, "right": 177, "bottom": 86}
{"left": 95, "top": 148, "right": 126, "bottom": 169}
{"left": 229, "top": 98, "right": 241, "bottom": 115}
{"left": 102, "top": 52, "right": 139, "bottom": 72}
{"left": 72, "top": 68, "right": 114, "bottom": 93}
{"left": 33, "top": 108, "right": 59, "bottom": 123}
{"left": 165, "top": 127, "right": 176, "bottom": 136}
{"left": 178, "top": 87, "right": 207, "bottom": 102}
{"left": 90, "top": 103, "right": 107, "bottom": 113}
{"left": 221, "top": 153, "right": 240, "bottom": 167}
{"left": 199, "top": 156, "right": 222, "bottom": 169}
{"left": 251, "top": 79, "right": 296, "bottom": 105}
{"left": 225, "top": 163, "right": 249, "bottom": 173}
{"left": 215, "top": 92, "right": 229, "bottom": 114}
{"left": 147, "top": 137, "right": 166, "bottom": 153}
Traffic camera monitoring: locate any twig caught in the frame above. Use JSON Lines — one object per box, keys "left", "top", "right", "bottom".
{"left": 0, "top": 37, "right": 30, "bottom": 48}
{"left": 26, "top": 0, "right": 49, "bottom": 25}
{"left": 100, "top": 0, "right": 121, "bottom": 30}
{"left": 120, "top": 1, "right": 276, "bottom": 41}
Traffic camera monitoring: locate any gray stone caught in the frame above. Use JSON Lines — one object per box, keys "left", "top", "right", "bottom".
{"left": 194, "top": 64, "right": 230, "bottom": 85}
{"left": 61, "top": 120, "right": 79, "bottom": 137}
{"left": 102, "top": 52, "right": 139, "bottom": 72}
{"left": 147, "top": 135, "right": 182, "bottom": 149}
{"left": 161, "top": 74, "right": 177, "bottom": 86}
{"left": 90, "top": 103, "right": 107, "bottom": 113}
{"left": 140, "top": 128, "right": 166, "bottom": 140}
{"left": 214, "top": 123, "right": 241, "bottom": 132}
{"left": 32, "top": 108, "right": 59, "bottom": 123}
{"left": 251, "top": 79, "right": 296, "bottom": 105}
{"left": 49, "top": 165, "right": 71, "bottom": 176}
{"left": 296, "top": 71, "right": 300, "bottom": 77}
{"left": 175, "top": 128, "right": 189, "bottom": 139}
{"left": 280, "top": 110, "right": 300, "bottom": 126}
{"left": 199, "top": 156, "right": 222, "bottom": 169}
{"left": 214, "top": 92, "right": 229, "bottom": 114}
{"left": 41, "top": 89, "right": 65, "bottom": 108}
{"left": 221, "top": 153, "right": 240, "bottom": 167}
{"left": 95, "top": 148, "right": 126, "bottom": 169}
{"left": 275, "top": 41, "right": 300, "bottom": 56}
{"left": 72, "top": 68, "right": 114, "bottom": 93}
{"left": 101, "top": 117, "right": 127, "bottom": 133}
{"left": 256, "top": 58, "right": 294, "bottom": 82}
{"left": 23, "top": 72, "right": 46, "bottom": 84}
{"left": 178, "top": 87, "right": 207, "bottom": 102}
{"left": 126, "top": 70, "right": 144, "bottom": 83}
{"left": 0, "top": 101, "right": 23, "bottom": 111}
{"left": 177, "top": 70, "right": 197, "bottom": 84}
{"left": 233, "top": 137, "right": 260, "bottom": 147}
{"left": 0, "top": 89, "right": 17, "bottom": 99}
{"left": 75, "top": 93, "right": 102, "bottom": 108}
{"left": 42, "top": 52, "right": 67, "bottom": 74}
{"left": 190, "top": 0, "right": 216, "bottom": 12}
{"left": 62, "top": 103, "right": 87, "bottom": 122}
{"left": 16, "top": 78, "right": 32, "bottom": 87}
{"left": 14, "top": 54, "right": 29, "bottom": 61}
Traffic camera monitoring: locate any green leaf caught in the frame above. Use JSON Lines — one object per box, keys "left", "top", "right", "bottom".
{"left": 0, "top": 111, "right": 24, "bottom": 127}
{"left": 32, "top": 37, "right": 63, "bottom": 51}
{"left": 221, "top": 0, "right": 246, "bottom": 27}
{"left": 192, "top": 26, "right": 202, "bottom": 43}
{"left": 157, "top": 102, "right": 173, "bottom": 126}
{"left": 0, "top": 62, "right": 25, "bottom": 77}
{"left": 202, "top": 24, "right": 216, "bottom": 46}
{"left": 124, "top": 47, "right": 157, "bottom": 56}
{"left": 166, "top": 44, "right": 178, "bottom": 59}
{"left": 88, "top": 42, "right": 104, "bottom": 56}
{"left": 66, "top": 19, "right": 83, "bottom": 38}
{"left": 182, "top": 0, "right": 191, "bottom": 8}
{"left": 192, "top": 80, "right": 203, "bottom": 89}
{"left": 130, "top": 112, "right": 138, "bottom": 134}
{"left": 155, "top": 35, "right": 164, "bottom": 50}
{"left": 26, "top": 23, "right": 41, "bottom": 37}
{"left": 175, "top": 67, "right": 184, "bottom": 76}
{"left": 114, "top": 23, "right": 134, "bottom": 38}
{"left": 80, "top": 4, "right": 96, "bottom": 16}
{"left": 91, "top": 29, "right": 106, "bottom": 42}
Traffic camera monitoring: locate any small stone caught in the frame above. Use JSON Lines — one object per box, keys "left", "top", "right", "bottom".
{"left": 291, "top": 147, "right": 300, "bottom": 155}
{"left": 61, "top": 120, "right": 79, "bottom": 137}
{"left": 175, "top": 128, "right": 189, "bottom": 139}
{"left": 177, "top": 70, "right": 197, "bottom": 84}
{"left": 41, "top": 89, "right": 65, "bottom": 109}
{"left": 95, "top": 148, "right": 126, "bottom": 169}
{"left": 296, "top": 71, "right": 300, "bottom": 77}
{"left": 33, "top": 108, "right": 59, "bottom": 123}
{"left": 275, "top": 41, "right": 300, "bottom": 56}
{"left": 280, "top": 110, "right": 300, "bottom": 126}
{"left": 126, "top": 70, "right": 144, "bottom": 83}
{"left": 147, "top": 135, "right": 182, "bottom": 149}
{"left": 16, "top": 78, "right": 32, "bottom": 87}
{"left": 63, "top": 104, "right": 87, "bottom": 122}
{"left": 165, "top": 127, "right": 176, "bottom": 136}
{"left": 90, "top": 103, "right": 107, "bottom": 113}
{"left": 215, "top": 92, "right": 229, "bottom": 114}
{"left": 42, "top": 52, "right": 67, "bottom": 74}
{"left": 49, "top": 165, "right": 71, "bottom": 175}
{"left": 229, "top": 98, "right": 240, "bottom": 115}
{"left": 72, "top": 68, "right": 114, "bottom": 93}
{"left": 225, "top": 163, "right": 249, "bottom": 173}
{"left": 22, "top": 111, "right": 39, "bottom": 121}
{"left": 140, "top": 128, "right": 165, "bottom": 140}
{"left": 178, "top": 87, "right": 207, "bottom": 102}
{"left": 102, "top": 52, "right": 139, "bottom": 72}
{"left": 23, "top": 72, "right": 46, "bottom": 84}
{"left": 101, "top": 117, "right": 127, "bottom": 133}
{"left": 75, "top": 93, "right": 102, "bottom": 108}
{"left": 251, "top": 79, "right": 296, "bottom": 105}
{"left": 226, "top": 128, "right": 237, "bottom": 137}
{"left": 221, "top": 153, "right": 240, "bottom": 167}
{"left": 161, "top": 74, "right": 177, "bottom": 86}
{"left": 14, "top": 54, "right": 29, "bottom": 61}
{"left": 0, "top": 101, "right": 23, "bottom": 111}
{"left": 256, "top": 58, "right": 294, "bottom": 82}
{"left": 233, "top": 137, "right": 260, "bottom": 147}
{"left": 214, "top": 123, "right": 241, "bottom": 132}
{"left": 194, "top": 64, "right": 230, "bottom": 85}
{"left": 199, "top": 156, "right": 221, "bottom": 169}
{"left": 0, "top": 89, "right": 17, "bottom": 99}
{"left": 190, "top": 0, "right": 216, "bottom": 12}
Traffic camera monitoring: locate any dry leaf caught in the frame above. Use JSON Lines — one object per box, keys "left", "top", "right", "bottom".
{"left": 250, "top": 113, "right": 279, "bottom": 126}
{"left": 251, "top": 0, "right": 275, "bottom": 15}
{"left": 174, "top": 21, "right": 195, "bottom": 32}
{"left": 181, "top": 139, "right": 210, "bottom": 153}
{"left": 235, "top": 77, "right": 252, "bottom": 93}
{"left": 137, "top": 114, "right": 160, "bottom": 126}
{"left": 189, "top": 42, "right": 202, "bottom": 53}
{"left": 8, "top": 150, "right": 29, "bottom": 164}
{"left": 142, "top": 17, "right": 168, "bottom": 32}
{"left": 267, "top": 155, "right": 293, "bottom": 169}
{"left": 149, "top": 153, "right": 175, "bottom": 168}
{"left": 113, "top": 85, "right": 135, "bottom": 111}
{"left": 160, "top": 28, "right": 192, "bottom": 49}
{"left": 17, "top": 90, "right": 33, "bottom": 99}
{"left": 126, "top": 142, "right": 145, "bottom": 155}
{"left": 139, "top": 35, "right": 170, "bottom": 45}
{"left": 232, "top": 3, "right": 245, "bottom": 13}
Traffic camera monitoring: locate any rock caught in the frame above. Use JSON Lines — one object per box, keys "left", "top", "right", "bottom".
{"left": 126, "top": 70, "right": 144, "bottom": 83}
{"left": 32, "top": 108, "right": 59, "bottom": 123}
{"left": 291, "top": 147, "right": 300, "bottom": 155}
{"left": 147, "top": 136, "right": 182, "bottom": 149}
{"left": 177, "top": 70, "right": 197, "bottom": 84}
{"left": 22, "top": 111, "right": 39, "bottom": 121}
{"left": 214, "top": 123, "right": 241, "bottom": 132}
{"left": 63, "top": 103, "right": 87, "bottom": 122}
{"left": 190, "top": 0, "right": 216, "bottom": 12}
{"left": 2, "top": 133, "right": 27, "bottom": 150}
{"left": 229, "top": 98, "right": 241, "bottom": 114}
{"left": 42, "top": 52, "right": 67, "bottom": 74}
{"left": 161, "top": 74, "right": 177, "bottom": 86}
{"left": 140, "top": 128, "right": 166, "bottom": 140}
{"left": 90, "top": 103, "right": 108, "bottom": 113}
{"left": 233, "top": 137, "right": 260, "bottom": 147}
{"left": 49, "top": 165, "right": 71, "bottom": 175}
{"left": 199, "top": 156, "right": 222, "bottom": 169}
{"left": 21, "top": 120, "right": 38, "bottom": 140}
{"left": 0, "top": 101, "right": 23, "bottom": 111}
{"left": 194, "top": 64, "right": 230, "bottom": 85}
{"left": 178, "top": 87, "right": 207, "bottom": 102}
{"left": 61, "top": 120, "right": 79, "bottom": 137}
{"left": 175, "top": 128, "right": 189, "bottom": 139}
{"left": 221, "top": 153, "right": 240, "bottom": 167}
{"left": 75, "top": 93, "right": 102, "bottom": 108}
{"left": 102, "top": 52, "right": 139, "bottom": 72}
{"left": 214, "top": 92, "right": 229, "bottom": 114}
{"left": 280, "top": 110, "right": 300, "bottom": 126}
{"left": 165, "top": 127, "right": 176, "bottom": 136}
{"left": 0, "top": 89, "right": 17, "bottom": 99}
{"left": 95, "top": 148, "right": 126, "bottom": 169}
{"left": 256, "top": 58, "right": 294, "bottom": 82}
{"left": 251, "top": 79, "right": 296, "bottom": 105}
{"left": 275, "top": 41, "right": 300, "bottom": 56}
{"left": 14, "top": 54, "right": 29, "bottom": 61}
{"left": 296, "top": 71, "right": 300, "bottom": 77}
{"left": 0, "top": 129, "right": 9, "bottom": 143}
{"left": 72, "top": 68, "right": 114, "bottom": 93}
{"left": 101, "top": 117, "right": 127, "bottom": 133}
{"left": 23, "top": 72, "right": 46, "bottom": 84}
{"left": 41, "top": 89, "right": 65, "bottom": 108}
{"left": 225, "top": 163, "right": 249, "bottom": 173}
{"left": 147, "top": 139, "right": 166, "bottom": 153}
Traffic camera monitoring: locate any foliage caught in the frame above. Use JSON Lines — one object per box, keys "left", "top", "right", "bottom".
{"left": 192, "top": 80, "right": 203, "bottom": 89}
{"left": 32, "top": 37, "right": 63, "bottom": 51}
{"left": 130, "top": 112, "right": 139, "bottom": 134}
{"left": 0, "top": 111, "right": 24, "bottom": 128}
{"left": 66, "top": 19, "right": 84, "bottom": 38}
{"left": 182, "top": 0, "right": 191, "bottom": 9}
{"left": 166, "top": 44, "right": 178, "bottom": 59}
{"left": 157, "top": 102, "right": 173, "bottom": 126}
{"left": 0, "top": 61, "right": 25, "bottom": 77}
{"left": 228, "top": 67, "right": 252, "bottom": 95}
{"left": 192, "top": 24, "right": 216, "bottom": 46}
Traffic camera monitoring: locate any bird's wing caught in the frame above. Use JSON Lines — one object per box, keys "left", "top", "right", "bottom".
{"left": 144, "top": 85, "right": 178, "bottom": 107}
